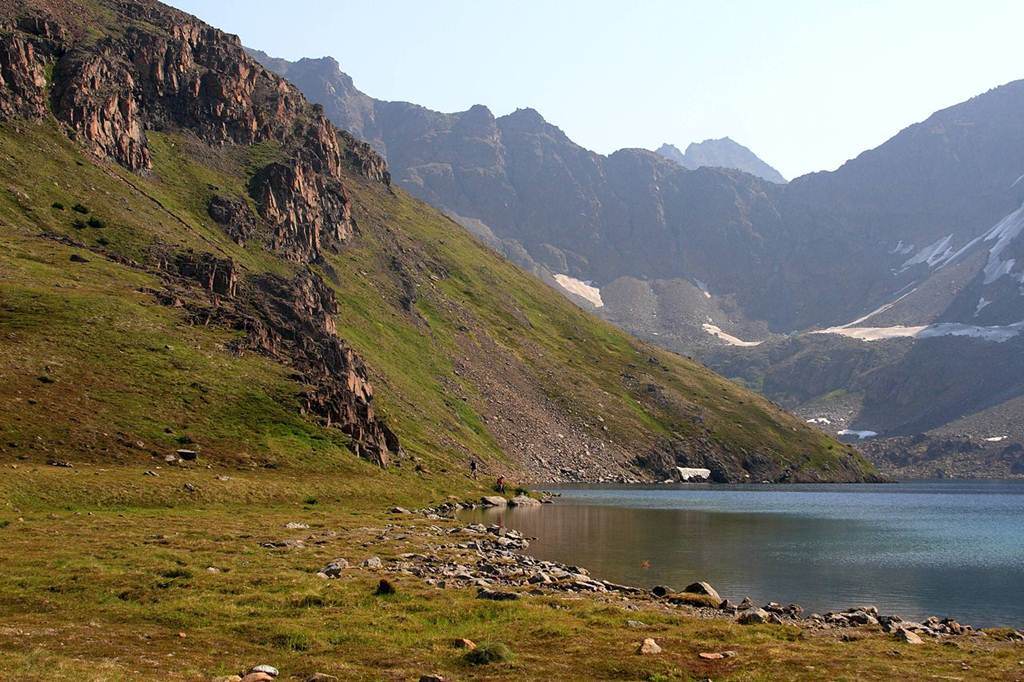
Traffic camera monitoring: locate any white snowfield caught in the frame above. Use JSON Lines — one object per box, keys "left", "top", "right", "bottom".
{"left": 553, "top": 274, "right": 603, "bottom": 308}
{"left": 814, "top": 320, "right": 1024, "bottom": 343}
{"left": 806, "top": 417, "right": 832, "bottom": 425}
{"left": 984, "top": 436, "right": 1008, "bottom": 442}
{"left": 702, "top": 323, "right": 762, "bottom": 347}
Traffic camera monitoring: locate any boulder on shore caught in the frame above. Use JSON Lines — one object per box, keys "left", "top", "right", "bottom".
{"left": 509, "top": 494, "right": 541, "bottom": 507}
{"left": 480, "top": 495, "right": 507, "bottom": 507}
{"left": 683, "top": 581, "right": 721, "bottom": 602}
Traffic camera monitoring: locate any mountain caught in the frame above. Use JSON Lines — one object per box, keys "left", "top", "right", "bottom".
{"left": 0, "top": 0, "right": 872, "bottom": 485}
{"left": 249, "top": 51, "right": 1024, "bottom": 475}
{"left": 655, "top": 139, "right": 787, "bottom": 184}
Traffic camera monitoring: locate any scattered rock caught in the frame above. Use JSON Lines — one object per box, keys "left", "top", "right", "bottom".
{"left": 737, "top": 608, "right": 771, "bottom": 625}
{"left": 285, "top": 522, "right": 309, "bottom": 529}
{"left": 626, "top": 620, "right": 648, "bottom": 629}
{"left": 453, "top": 638, "right": 476, "bottom": 650}
{"left": 176, "top": 449, "right": 198, "bottom": 460}
{"left": 317, "top": 558, "right": 348, "bottom": 578}
{"left": 651, "top": 585, "right": 674, "bottom": 597}
{"left": 896, "top": 628, "right": 924, "bottom": 644}
{"left": 480, "top": 495, "right": 507, "bottom": 507}
{"left": 361, "top": 556, "right": 383, "bottom": 570}
{"left": 477, "top": 587, "right": 519, "bottom": 601}
{"left": 304, "top": 675, "right": 338, "bottom": 682}
{"left": 247, "top": 665, "right": 279, "bottom": 677}
{"left": 183, "top": 482, "right": 197, "bottom": 493}
{"left": 637, "top": 638, "right": 662, "bottom": 655}
{"left": 47, "top": 459, "right": 72, "bottom": 468}
{"left": 389, "top": 506, "right": 411, "bottom": 514}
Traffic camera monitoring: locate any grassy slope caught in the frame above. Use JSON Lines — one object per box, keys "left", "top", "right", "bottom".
{"left": 0, "top": 118, "right": 873, "bottom": 493}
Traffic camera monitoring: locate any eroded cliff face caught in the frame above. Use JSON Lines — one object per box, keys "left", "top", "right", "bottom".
{"left": 0, "top": 1, "right": 398, "bottom": 466}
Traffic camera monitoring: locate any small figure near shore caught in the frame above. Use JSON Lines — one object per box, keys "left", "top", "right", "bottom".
{"left": 496, "top": 475, "right": 506, "bottom": 494}
{"left": 469, "top": 458, "right": 478, "bottom": 480}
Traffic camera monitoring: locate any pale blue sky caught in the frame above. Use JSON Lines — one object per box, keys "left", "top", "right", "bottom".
{"left": 167, "top": 0, "right": 1024, "bottom": 179}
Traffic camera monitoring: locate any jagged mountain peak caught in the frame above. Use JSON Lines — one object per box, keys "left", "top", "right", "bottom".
{"left": 656, "top": 137, "right": 787, "bottom": 184}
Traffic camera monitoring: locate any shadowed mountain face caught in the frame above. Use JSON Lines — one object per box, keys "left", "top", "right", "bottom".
{"left": 655, "top": 139, "right": 787, "bottom": 184}
{"left": 250, "top": 50, "right": 1024, "bottom": 469}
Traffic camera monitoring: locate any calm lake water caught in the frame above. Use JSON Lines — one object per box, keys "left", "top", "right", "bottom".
{"left": 465, "top": 481, "right": 1024, "bottom": 627}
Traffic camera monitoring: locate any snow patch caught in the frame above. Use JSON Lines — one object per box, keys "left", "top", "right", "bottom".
{"left": 838, "top": 429, "right": 878, "bottom": 439}
{"left": 815, "top": 320, "right": 1024, "bottom": 343}
{"left": 694, "top": 279, "right": 712, "bottom": 298}
{"left": 900, "top": 234, "right": 955, "bottom": 271}
{"left": 890, "top": 240, "right": 915, "bottom": 256}
{"left": 981, "top": 203, "right": 1024, "bottom": 285}
{"left": 975, "top": 297, "right": 991, "bottom": 316}
{"left": 984, "top": 435, "right": 1007, "bottom": 442}
{"left": 702, "top": 323, "right": 762, "bottom": 347}
{"left": 553, "top": 274, "right": 603, "bottom": 308}
{"left": 806, "top": 417, "right": 832, "bottom": 425}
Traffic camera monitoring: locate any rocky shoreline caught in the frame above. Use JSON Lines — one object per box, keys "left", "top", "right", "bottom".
{"left": 368, "top": 497, "right": 1022, "bottom": 643}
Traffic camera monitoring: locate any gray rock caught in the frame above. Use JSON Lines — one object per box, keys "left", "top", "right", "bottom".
{"left": 361, "top": 556, "right": 383, "bottom": 570}
{"left": 247, "top": 665, "right": 279, "bottom": 677}
{"left": 683, "top": 581, "right": 721, "bottom": 602}
{"left": 318, "top": 558, "right": 348, "bottom": 578}
{"left": 895, "top": 628, "right": 923, "bottom": 644}
{"left": 480, "top": 495, "right": 507, "bottom": 507}
{"left": 737, "top": 608, "right": 771, "bottom": 625}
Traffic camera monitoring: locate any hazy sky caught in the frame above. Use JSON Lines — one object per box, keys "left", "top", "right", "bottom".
{"left": 167, "top": 0, "right": 1024, "bottom": 179}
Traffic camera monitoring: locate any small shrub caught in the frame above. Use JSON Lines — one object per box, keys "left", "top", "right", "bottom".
{"left": 269, "top": 629, "right": 315, "bottom": 652}
{"left": 0, "top": 520, "right": 10, "bottom": 529}
{"left": 71, "top": 219, "right": 86, "bottom": 229}
{"left": 303, "top": 495, "right": 318, "bottom": 506}
{"left": 464, "top": 641, "right": 513, "bottom": 665}
{"left": 374, "top": 579, "right": 396, "bottom": 595}
{"left": 86, "top": 216, "right": 106, "bottom": 228}
{"left": 51, "top": 202, "right": 64, "bottom": 210}
{"left": 71, "top": 203, "right": 89, "bottom": 214}
{"left": 96, "top": 237, "right": 109, "bottom": 246}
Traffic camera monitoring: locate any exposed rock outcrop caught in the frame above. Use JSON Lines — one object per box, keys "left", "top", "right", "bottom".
{"left": 249, "top": 155, "right": 353, "bottom": 261}
{"left": 161, "top": 251, "right": 397, "bottom": 466}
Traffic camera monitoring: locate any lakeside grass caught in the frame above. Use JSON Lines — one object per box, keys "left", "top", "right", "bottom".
{"left": 1, "top": 466, "right": 1021, "bottom": 681}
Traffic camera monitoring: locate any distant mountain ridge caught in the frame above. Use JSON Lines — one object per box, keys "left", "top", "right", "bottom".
{"left": 655, "top": 139, "right": 787, "bottom": 184}
{"left": 249, "top": 48, "right": 1024, "bottom": 474}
